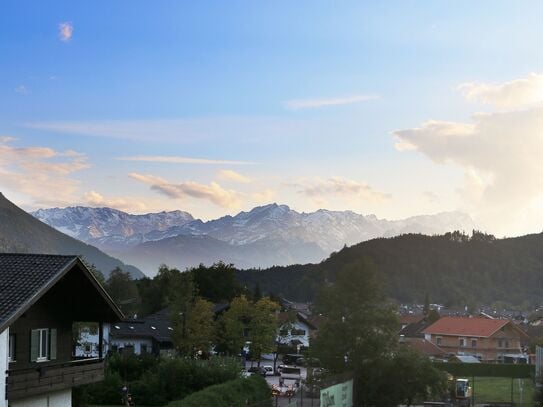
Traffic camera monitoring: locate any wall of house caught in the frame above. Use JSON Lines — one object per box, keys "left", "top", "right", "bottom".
{"left": 110, "top": 337, "right": 153, "bottom": 355}
{"left": 10, "top": 389, "right": 71, "bottom": 407}
{"left": 0, "top": 328, "right": 8, "bottom": 407}
{"left": 8, "top": 302, "right": 73, "bottom": 370}
{"left": 427, "top": 324, "right": 523, "bottom": 361}
{"left": 277, "top": 320, "right": 310, "bottom": 348}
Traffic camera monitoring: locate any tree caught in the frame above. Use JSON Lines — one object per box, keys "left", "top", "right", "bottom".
{"left": 190, "top": 262, "right": 242, "bottom": 303}
{"left": 381, "top": 348, "right": 447, "bottom": 406}
{"left": 175, "top": 297, "right": 216, "bottom": 356}
{"left": 248, "top": 297, "right": 279, "bottom": 366}
{"left": 253, "top": 282, "right": 262, "bottom": 302}
{"left": 218, "top": 295, "right": 252, "bottom": 356}
{"left": 423, "top": 292, "right": 430, "bottom": 316}
{"left": 106, "top": 267, "right": 141, "bottom": 317}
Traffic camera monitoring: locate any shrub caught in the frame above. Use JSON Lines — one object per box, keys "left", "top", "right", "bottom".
{"left": 166, "top": 376, "right": 272, "bottom": 407}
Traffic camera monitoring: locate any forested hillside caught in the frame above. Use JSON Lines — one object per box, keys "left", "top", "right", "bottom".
{"left": 0, "top": 193, "right": 144, "bottom": 279}
{"left": 236, "top": 231, "right": 543, "bottom": 307}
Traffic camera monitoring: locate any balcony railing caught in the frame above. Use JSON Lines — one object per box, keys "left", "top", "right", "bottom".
{"left": 6, "top": 358, "right": 105, "bottom": 400}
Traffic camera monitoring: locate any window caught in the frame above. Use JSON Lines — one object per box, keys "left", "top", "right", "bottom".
{"left": 141, "top": 344, "right": 148, "bottom": 353}
{"left": 436, "top": 337, "right": 442, "bottom": 346}
{"left": 8, "top": 334, "right": 16, "bottom": 362}
{"left": 459, "top": 338, "right": 466, "bottom": 348}
{"left": 471, "top": 339, "right": 477, "bottom": 348}
{"left": 505, "top": 340, "right": 509, "bottom": 348}
{"left": 30, "top": 328, "right": 57, "bottom": 362}
{"left": 291, "top": 329, "right": 306, "bottom": 336}
{"left": 279, "top": 329, "right": 289, "bottom": 336}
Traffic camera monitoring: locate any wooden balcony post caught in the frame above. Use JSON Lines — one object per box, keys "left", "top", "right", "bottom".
{"left": 98, "top": 322, "right": 104, "bottom": 359}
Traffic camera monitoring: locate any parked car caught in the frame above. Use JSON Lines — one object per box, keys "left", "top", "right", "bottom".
{"left": 248, "top": 366, "right": 267, "bottom": 376}
{"left": 282, "top": 353, "right": 304, "bottom": 365}
{"left": 241, "top": 369, "right": 253, "bottom": 378}
{"left": 263, "top": 365, "right": 275, "bottom": 376}
{"left": 279, "top": 366, "right": 302, "bottom": 386}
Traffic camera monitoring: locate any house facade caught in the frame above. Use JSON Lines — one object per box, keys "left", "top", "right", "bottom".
{"left": 277, "top": 312, "right": 317, "bottom": 349}
{"left": 0, "top": 254, "right": 123, "bottom": 407}
{"left": 422, "top": 316, "right": 528, "bottom": 362}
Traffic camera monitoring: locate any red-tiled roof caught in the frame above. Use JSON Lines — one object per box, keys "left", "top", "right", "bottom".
{"left": 423, "top": 316, "right": 513, "bottom": 338}
{"left": 403, "top": 337, "right": 446, "bottom": 357}
{"left": 400, "top": 314, "right": 425, "bottom": 325}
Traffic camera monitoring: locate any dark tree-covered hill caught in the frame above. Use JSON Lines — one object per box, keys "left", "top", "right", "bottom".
{"left": 236, "top": 231, "right": 543, "bottom": 307}
{"left": 0, "top": 192, "right": 144, "bottom": 279}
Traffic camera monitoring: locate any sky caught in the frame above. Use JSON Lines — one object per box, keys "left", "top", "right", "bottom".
{"left": 2, "top": 1, "right": 543, "bottom": 236}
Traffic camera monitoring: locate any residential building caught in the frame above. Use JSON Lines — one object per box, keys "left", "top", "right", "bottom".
{"left": 277, "top": 312, "right": 317, "bottom": 350}
{"left": 0, "top": 254, "right": 123, "bottom": 407}
{"left": 422, "top": 316, "right": 529, "bottom": 362}
{"left": 110, "top": 304, "right": 229, "bottom": 356}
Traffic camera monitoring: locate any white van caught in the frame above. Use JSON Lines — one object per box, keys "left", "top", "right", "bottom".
{"left": 279, "top": 366, "right": 302, "bottom": 385}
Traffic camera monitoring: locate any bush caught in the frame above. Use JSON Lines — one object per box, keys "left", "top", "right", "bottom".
{"left": 81, "top": 355, "right": 242, "bottom": 406}
{"left": 166, "top": 376, "right": 272, "bottom": 407}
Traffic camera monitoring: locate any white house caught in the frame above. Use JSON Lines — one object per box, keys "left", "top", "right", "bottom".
{"left": 277, "top": 312, "right": 318, "bottom": 349}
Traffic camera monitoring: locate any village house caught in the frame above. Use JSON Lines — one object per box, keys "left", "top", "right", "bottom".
{"left": 422, "top": 316, "right": 529, "bottom": 363}
{"left": 110, "top": 304, "right": 229, "bottom": 356}
{"left": 0, "top": 254, "right": 123, "bottom": 407}
{"left": 277, "top": 311, "right": 318, "bottom": 350}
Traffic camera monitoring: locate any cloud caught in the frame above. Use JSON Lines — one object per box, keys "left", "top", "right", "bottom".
{"left": 117, "top": 155, "right": 255, "bottom": 165}
{"left": 83, "top": 190, "right": 157, "bottom": 213}
{"left": 0, "top": 136, "right": 16, "bottom": 143}
{"left": 393, "top": 106, "right": 543, "bottom": 234}
{"left": 291, "top": 176, "right": 391, "bottom": 203}
{"left": 251, "top": 189, "right": 276, "bottom": 203}
{"left": 129, "top": 172, "right": 242, "bottom": 209}
{"left": 58, "top": 22, "right": 73, "bottom": 42}
{"left": 15, "top": 85, "right": 28, "bottom": 95}
{"left": 458, "top": 72, "right": 543, "bottom": 109}
{"left": 284, "top": 94, "right": 379, "bottom": 110}
{"left": 0, "top": 138, "right": 89, "bottom": 206}
{"left": 217, "top": 169, "right": 252, "bottom": 183}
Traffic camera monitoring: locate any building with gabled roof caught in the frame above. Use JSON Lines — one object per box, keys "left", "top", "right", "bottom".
{"left": 0, "top": 253, "right": 123, "bottom": 407}
{"left": 422, "top": 316, "right": 529, "bottom": 362}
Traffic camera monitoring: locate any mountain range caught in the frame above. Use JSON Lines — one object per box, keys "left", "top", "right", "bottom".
{"left": 32, "top": 203, "right": 476, "bottom": 274}
{"left": 0, "top": 193, "right": 144, "bottom": 279}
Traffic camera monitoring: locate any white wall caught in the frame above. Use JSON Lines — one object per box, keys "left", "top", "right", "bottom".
{"left": 277, "top": 320, "right": 311, "bottom": 348}
{"left": 0, "top": 328, "right": 8, "bottom": 407}
{"left": 10, "top": 389, "right": 71, "bottom": 407}
{"left": 110, "top": 338, "right": 153, "bottom": 354}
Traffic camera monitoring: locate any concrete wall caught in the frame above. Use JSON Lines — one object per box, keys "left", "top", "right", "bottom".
{"left": 0, "top": 328, "right": 8, "bottom": 407}
{"left": 10, "top": 389, "right": 71, "bottom": 407}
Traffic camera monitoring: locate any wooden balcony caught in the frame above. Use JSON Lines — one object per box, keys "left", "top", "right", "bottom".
{"left": 6, "top": 358, "right": 105, "bottom": 401}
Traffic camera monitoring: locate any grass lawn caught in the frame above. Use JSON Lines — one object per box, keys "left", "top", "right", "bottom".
{"left": 472, "top": 377, "right": 534, "bottom": 406}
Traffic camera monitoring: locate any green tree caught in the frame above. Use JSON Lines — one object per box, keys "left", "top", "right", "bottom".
{"left": 423, "top": 292, "right": 430, "bottom": 316}
{"left": 175, "top": 297, "right": 216, "bottom": 356}
{"left": 248, "top": 297, "right": 279, "bottom": 366}
{"left": 190, "top": 262, "right": 242, "bottom": 303}
{"left": 253, "top": 282, "right": 262, "bottom": 302}
{"left": 106, "top": 267, "right": 141, "bottom": 317}
{"left": 218, "top": 295, "right": 252, "bottom": 355}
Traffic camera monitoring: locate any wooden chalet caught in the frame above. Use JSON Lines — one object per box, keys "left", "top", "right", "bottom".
{"left": 0, "top": 254, "right": 123, "bottom": 407}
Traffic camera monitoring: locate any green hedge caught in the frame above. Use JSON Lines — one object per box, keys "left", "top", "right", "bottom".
{"left": 166, "top": 376, "right": 272, "bottom": 407}
{"left": 434, "top": 362, "right": 534, "bottom": 378}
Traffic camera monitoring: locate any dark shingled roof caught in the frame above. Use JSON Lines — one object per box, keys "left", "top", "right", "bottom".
{"left": 0, "top": 253, "right": 78, "bottom": 331}
{"left": 0, "top": 253, "right": 123, "bottom": 332}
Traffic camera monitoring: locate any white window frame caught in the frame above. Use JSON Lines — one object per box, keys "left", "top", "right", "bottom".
{"left": 459, "top": 337, "right": 466, "bottom": 348}
{"left": 37, "top": 328, "right": 49, "bottom": 362}
{"left": 8, "top": 334, "right": 15, "bottom": 362}
{"left": 436, "top": 336, "right": 442, "bottom": 346}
